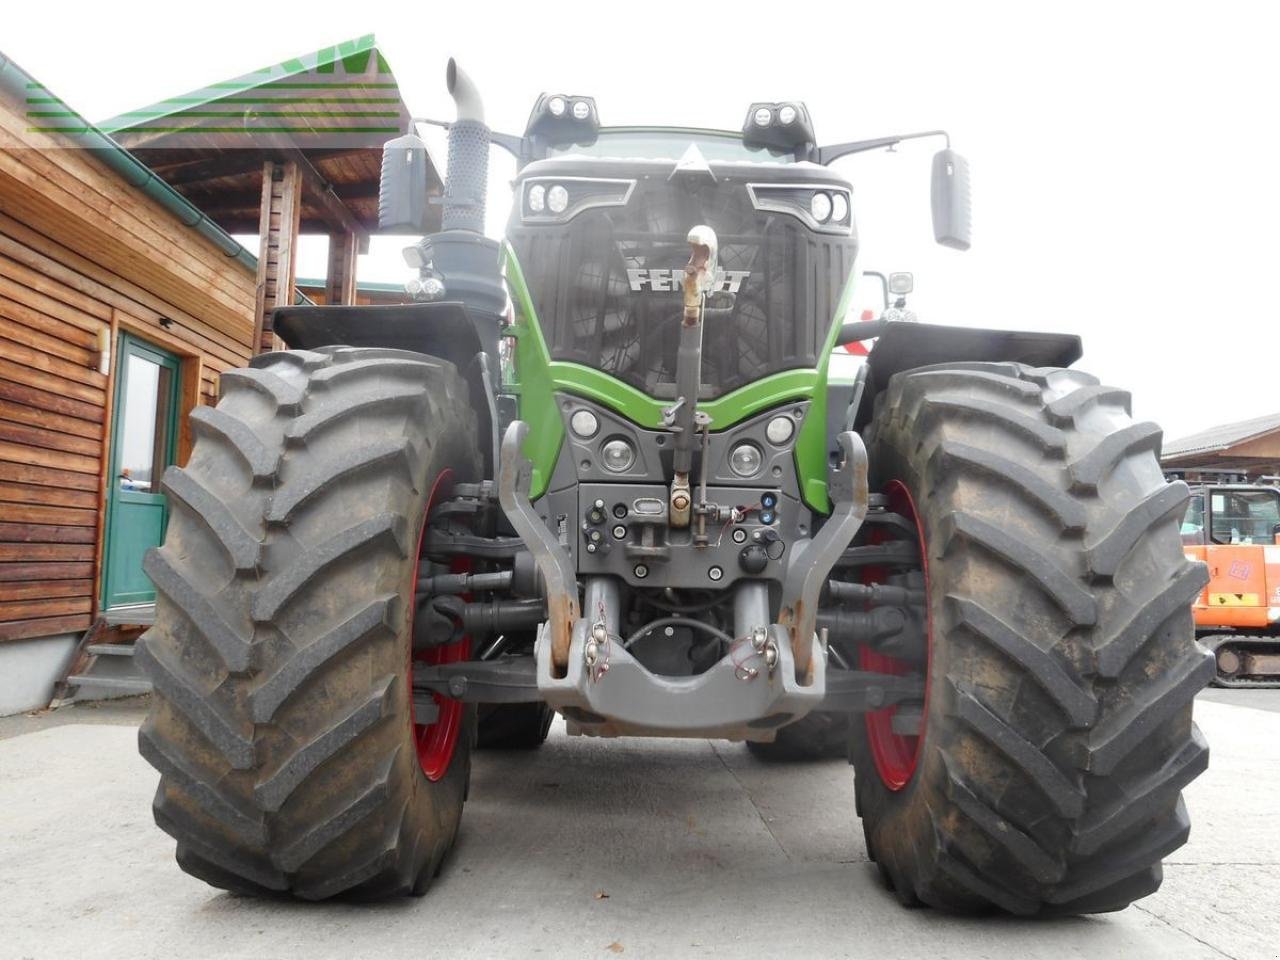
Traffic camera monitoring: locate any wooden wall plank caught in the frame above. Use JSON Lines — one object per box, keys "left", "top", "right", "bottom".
{"left": 0, "top": 596, "right": 92, "bottom": 619}
{"left": 0, "top": 562, "right": 95, "bottom": 581}
{"left": 0, "top": 543, "right": 94, "bottom": 561}
{"left": 0, "top": 399, "right": 101, "bottom": 441}
{"left": 0, "top": 481, "right": 98, "bottom": 509}
{"left": 0, "top": 522, "right": 95, "bottom": 544}
{"left": 0, "top": 420, "right": 99, "bottom": 457}
{"left": 0, "top": 372, "right": 103, "bottom": 423}
{"left": 0, "top": 459, "right": 99, "bottom": 491}
{"left": 0, "top": 334, "right": 107, "bottom": 394}
{"left": 0, "top": 439, "right": 98, "bottom": 475}
{"left": 0, "top": 579, "right": 92, "bottom": 601}
{"left": 0, "top": 295, "right": 98, "bottom": 354}
{"left": 0, "top": 613, "right": 91, "bottom": 643}
{"left": 0, "top": 501, "right": 98, "bottom": 525}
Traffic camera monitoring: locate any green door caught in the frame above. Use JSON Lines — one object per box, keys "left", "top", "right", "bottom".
{"left": 101, "top": 334, "right": 181, "bottom": 609}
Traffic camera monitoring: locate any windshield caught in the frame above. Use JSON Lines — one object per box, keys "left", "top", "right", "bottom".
{"left": 547, "top": 129, "right": 795, "bottom": 164}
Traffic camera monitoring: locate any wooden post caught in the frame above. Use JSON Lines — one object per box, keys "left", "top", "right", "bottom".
{"left": 325, "top": 231, "right": 358, "bottom": 305}
{"left": 252, "top": 160, "right": 303, "bottom": 354}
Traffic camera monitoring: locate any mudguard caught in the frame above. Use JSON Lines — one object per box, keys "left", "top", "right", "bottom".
{"left": 851, "top": 321, "right": 1082, "bottom": 429}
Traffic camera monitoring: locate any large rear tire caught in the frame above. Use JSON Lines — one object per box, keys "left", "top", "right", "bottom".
{"left": 850, "top": 362, "right": 1212, "bottom": 915}
{"left": 137, "top": 346, "right": 481, "bottom": 900}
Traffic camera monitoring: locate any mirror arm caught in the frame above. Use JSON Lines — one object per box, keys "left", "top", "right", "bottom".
{"left": 413, "top": 118, "right": 525, "bottom": 160}
{"left": 815, "top": 129, "right": 950, "bottom": 165}
{"left": 835, "top": 319, "right": 889, "bottom": 347}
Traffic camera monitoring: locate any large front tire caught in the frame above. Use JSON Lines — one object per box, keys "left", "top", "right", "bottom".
{"left": 137, "top": 346, "right": 481, "bottom": 900}
{"left": 850, "top": 362, "right": 1212, "bottom": 915}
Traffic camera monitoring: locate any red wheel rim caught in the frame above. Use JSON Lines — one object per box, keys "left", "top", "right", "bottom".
{"left": 860, "top": 479, "right": 932, "bottom": 791}
{"left": 408, "top": 469, "right": 468, "bottom": 782}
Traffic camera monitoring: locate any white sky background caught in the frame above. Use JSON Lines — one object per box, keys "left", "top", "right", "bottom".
{"left": 5, "top": 0, "right": 1278, "bottom": 439}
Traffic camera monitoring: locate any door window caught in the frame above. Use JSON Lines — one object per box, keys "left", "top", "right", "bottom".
{"left": 117, "top": 353, "right": 173, "bottom": 493}
{"left": 1210, "top": 489, "right": 1280, "bottom": 544}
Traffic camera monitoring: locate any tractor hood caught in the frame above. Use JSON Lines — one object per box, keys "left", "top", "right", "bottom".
{"left": 506, "top": 156, "right": 858, "bottom": 401}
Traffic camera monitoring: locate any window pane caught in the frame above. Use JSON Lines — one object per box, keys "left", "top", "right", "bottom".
{"left": 1211, "top": 489, "right": 1280, "bottom": 544}
{"left": 118, "top": 354, "right": 162, "bottom": 492}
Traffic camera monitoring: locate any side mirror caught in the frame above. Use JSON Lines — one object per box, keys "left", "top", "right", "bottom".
{"left": 931, "top": 148, "right": 971, "bottom": 250}
{"left": 378, "top": 133, "right": 434, "bottom": 233}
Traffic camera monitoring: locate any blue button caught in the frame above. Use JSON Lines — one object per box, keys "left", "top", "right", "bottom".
{"left": 760, "top": 511, "right": 776, "bottom": 525}
{"left": 761, "top": 492, "right": 777, "bottom": 508}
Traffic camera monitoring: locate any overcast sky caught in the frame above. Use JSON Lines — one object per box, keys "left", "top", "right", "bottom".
{"left": 6, "top": 0, "right": 1278, "bottom": 439}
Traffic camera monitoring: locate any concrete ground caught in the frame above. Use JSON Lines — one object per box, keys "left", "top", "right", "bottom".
{"left": 0, "top": 692, "right": 1276, "bottom": 960}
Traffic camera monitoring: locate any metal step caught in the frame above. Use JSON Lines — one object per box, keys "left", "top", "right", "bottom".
{"left": 65, "top": 675, "right": 152, "bottom": 694}
{"left": 102, "top": 603, "right": 156, "bottom": 627}
{"left": 85, "top": 643, "right": 137, "bottom": 657}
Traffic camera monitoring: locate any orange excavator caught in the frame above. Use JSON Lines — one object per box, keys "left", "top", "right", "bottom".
{"left": 1174, "top": 470, "right": 1280, "bottom": 685}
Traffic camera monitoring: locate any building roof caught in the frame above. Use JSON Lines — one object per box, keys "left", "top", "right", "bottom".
{"left": 96, "top": 36, "right": 441, "bottom": 236}
{"left": 0, "top": 49, "right": 256, "bottom": 273}
{"left": 1163, "top": 412, "right": 1280, "bottom": 460}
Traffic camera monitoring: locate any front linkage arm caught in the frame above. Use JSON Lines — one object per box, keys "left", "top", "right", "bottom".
{"left": 778, "top": 430, "right": 870, "bottom": 684}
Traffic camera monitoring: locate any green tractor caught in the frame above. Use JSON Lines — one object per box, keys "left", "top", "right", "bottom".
{"left": 137, "top": 60, "right": 1212, "bottom": 912}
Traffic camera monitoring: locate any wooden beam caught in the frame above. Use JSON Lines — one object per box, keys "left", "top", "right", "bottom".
{"left": 251, "top": 161, "right": 303, "bottom": 354}
{"left": 146, "top": 148, "right": 371, "bottom": 186}
{"left": 191, "top": 181, "right": 380, "bottom": 214}
{"left": 283, "top": 147, "right": 370, "bottom": 251}
{"left": 325, "top": 233, "right": 359, "bottom": 306}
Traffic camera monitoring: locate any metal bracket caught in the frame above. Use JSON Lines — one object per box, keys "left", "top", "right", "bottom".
{"left": 818, "top": 668, "right": 923, "bottom": 713}
{"left": 498, "top": 420, "right": 580, "bottom": 674}
{"left": 413, "top": 656, "right": 541, "bottom": 704}
{"left": 779, "top": 430, "right": 870, "bottom": 684}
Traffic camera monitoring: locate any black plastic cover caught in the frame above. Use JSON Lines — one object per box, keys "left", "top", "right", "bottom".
{"left": 863, "top": 321, "right": 1082, "bottom": 400}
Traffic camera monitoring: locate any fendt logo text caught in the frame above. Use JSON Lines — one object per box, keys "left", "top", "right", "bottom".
{"left": 626, "top": 268, "right": 750, "bottom": 293}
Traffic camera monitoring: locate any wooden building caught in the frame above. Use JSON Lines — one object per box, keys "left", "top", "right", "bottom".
{"left": 1162, "top": 412, "right": 1280, "bottom": 480}
{"left": 0, "top": 38, "right": 432, "bottom": 714}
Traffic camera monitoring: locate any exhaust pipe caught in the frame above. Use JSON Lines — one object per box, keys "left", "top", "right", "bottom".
{"left": 442, "top": 58, "right": 489, "bottom": 234}
{"left": 446, "top": 58, "right": 484, "bottom": 123}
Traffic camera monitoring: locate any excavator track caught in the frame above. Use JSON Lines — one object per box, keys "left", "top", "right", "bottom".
{"left": 1201, "top": 634, "right": 1280, "bottom": 687}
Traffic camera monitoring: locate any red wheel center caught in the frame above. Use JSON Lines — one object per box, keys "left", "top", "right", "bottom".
{"left": 860, "top": 479, "right": 932, "bottom": 791}
{"left": 408, "top": 470, "right": 467, "bottom": 782}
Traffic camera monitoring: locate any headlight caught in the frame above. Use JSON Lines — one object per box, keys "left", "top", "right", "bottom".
{"left": 747, "top": 183, "right": 853, "bottom": 235}
{"left": 520, "top": 177, "right": 635, "bottom": 225}
{"left": 778, "top": 105, "right": 797, "bottom": 125}
{"left": 601, "top": 438, "right": 636, "bottom": 473}
{"left": 810, "top": 191, "right": 832, "bottom": 223}
{"left": 548, "top": 96, "right": 567, "bottom": 117}
{"left": 572, "top": 99, "right": 591, "bottom": 120}
{"left": 831, "top": 192, "right": 849, "bottom": 223}
{"left": 765, "top": 416, "right": 795, "bottom": 445}
{"left": 753, "top": 107, "right": 772, "bottom": 127}
{"left": 729, "top": 442, "right": 763, "bottom": 478}
{"left": 570, "top": 409, "right": 599, "bottom": 438}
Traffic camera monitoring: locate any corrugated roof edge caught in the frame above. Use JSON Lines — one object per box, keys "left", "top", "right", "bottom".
{"left": 0, "top": 49, "right": 258, "bottom": 276}
{"left": 1163, "top": 411, "right": 1280, "bottom": 458}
